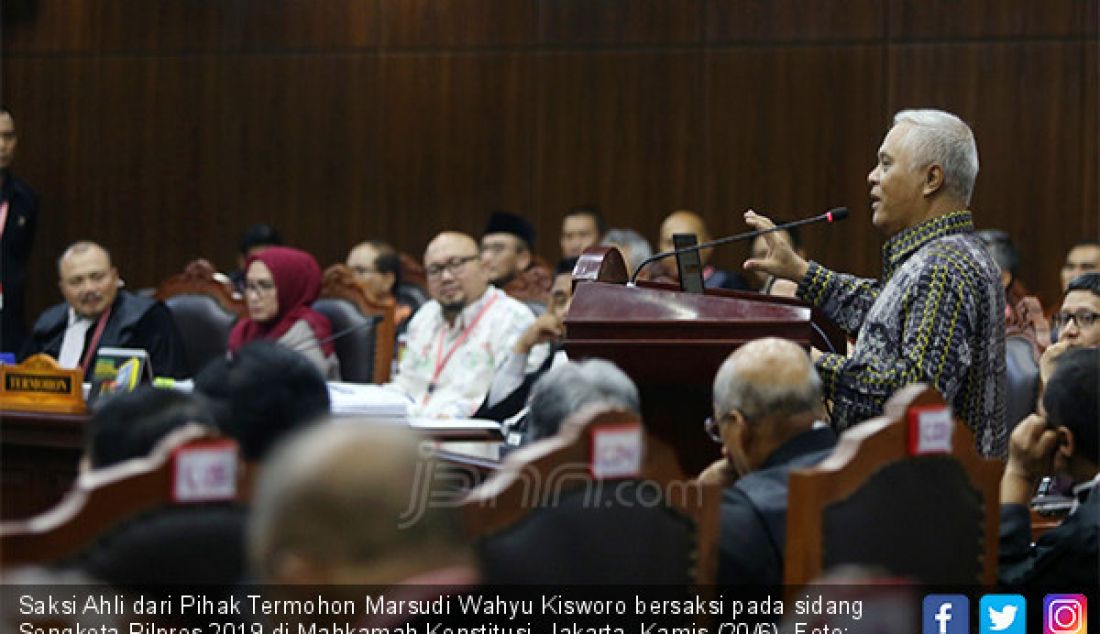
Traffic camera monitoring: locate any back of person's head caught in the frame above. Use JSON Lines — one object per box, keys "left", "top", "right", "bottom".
{"left": 194, "top": 341, "right": 330, "bottom": 461}
{"left": 977, "top": 229, "right": 1021, "bottom": 281}
{"left": 527, "top": 359, "right": 640, "bottom": 442}
{"left": 712, "top": 337, "right": 823, "bottom": 424}
{"left": 1043, "top": 347, "right": 1099, "bottom": 468}
{"left": 87, "top": 386, "right": 216, "bottom": 469}
{"left": 601, "top": 228, "right": 653, "bottom": 269}
{"left": 891, "top": 109, "right": 979, "bottom": 205}
{"left": 249, "top": 421, "right": 470, "bottom": 584}
{"left": 1066, "top": 271, "right": 1100, "bottom": 299}
{"left": 238, "top": 223, "right": 282, "bottom": 256}
{"left": 368, "top": 239, "right": 402, "bottom": 291}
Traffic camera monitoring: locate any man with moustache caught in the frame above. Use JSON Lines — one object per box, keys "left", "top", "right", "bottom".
{"left": 744, "top": 109, "right": 1006, "bottom": 457}
{"left": 390, "top": 232, "right": 544, "bottom": 418}
{"left": 23, "top": 241, "right": 189, "bottom": 378}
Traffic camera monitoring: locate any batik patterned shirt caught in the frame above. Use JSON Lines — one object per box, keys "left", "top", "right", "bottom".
{"left": 798, "top": 211, "right": 1007, "bottom": 457}
{"left": 393, "top": 286, "right": 545, "bottom": 418}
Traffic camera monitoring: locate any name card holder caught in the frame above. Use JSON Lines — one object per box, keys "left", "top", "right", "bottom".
{"left": 0, "top": 354, "right": 86, "bottom": 414}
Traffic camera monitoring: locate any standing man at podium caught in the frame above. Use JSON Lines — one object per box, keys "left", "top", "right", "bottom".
{"left": 744, "top": 109, "right": 1006, "bottom": 457}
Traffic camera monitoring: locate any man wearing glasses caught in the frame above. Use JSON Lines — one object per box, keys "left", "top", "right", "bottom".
{"left": 1040, "top": 272, "right": 1100, "bottom": 389}
{"left": 699, "top": 337, "right": 834, "bottom": 587}
{"left": 390, "top": 231, "right": 545, "bottom": 418}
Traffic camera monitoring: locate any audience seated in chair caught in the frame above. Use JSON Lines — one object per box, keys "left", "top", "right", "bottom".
{"left": 1, "top": 424, "right": 247, "bottom": 589}
{"left": 560, "top": 205, "right": 604, "bottom": 259}
{"left": 475, "top": 257, "right": 577, "bottom": 426}
{"left": 195, "top": 341, "right": 331, "bottom": 462}
{"left": 85, "top": 386, "right": 217, "bottom": 471}
{"left": 227, "top": 223, "right": 282, "bottom": 295}
{"left": 999, "top": 347, "right": 1099, "bottom": 588}
{"left": 658, "top": 209, "right": 750, "bottom": 291}
{"left": 978, "top": 229, "right": 1051, "bottom": 354}
{"left": 467, "top": 401, "right": 704, "bottom": 586}
{"left": 695, "top": 337, "right": 835, "bottom": 588}
{"left": 230, "top": 246, "right": 340, "bottom": 380}
{"left": 1038, "top": 272, "right": 1100, "bottom": 406}
{"left": 346, "top": 239, "right": 415, "bottom": 331}
{"left": 480, "top": 210, "right": 552, "bottom": 305}
{"left": 389, "top": 231, "right": 545, "bottom": 418}
{"left": 315, "top": 263, "right": 395, "bottom": 383}
{"left": 600, "top": 228, "right": 652, "bottom": 281}
{"left": 23, "top": 240, "right": 190, "bottom": 379}
{"left": 784, "top": 384, "right": 1001, "bottom": 588}
{"left": 249, "top": 421, "right": 477, "bottom": 620}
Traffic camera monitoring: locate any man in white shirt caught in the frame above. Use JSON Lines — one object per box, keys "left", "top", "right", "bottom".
{"left": 391, "top": 232, "right": 545, "bottom": 418}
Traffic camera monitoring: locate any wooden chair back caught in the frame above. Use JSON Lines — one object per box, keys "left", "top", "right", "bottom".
{"left": 319, "top": 264, "right": 396, "bottom": 383}
{"left": 461, "top": 407, "right": 723, "bottom": 587}
{"left": 0, "top": 424, "right": 250, "bottom": 568}
{"left": 784, "top": 384, "right": 1002, "bottom": 589}
{"left": 154, "top": 258, "right": 245, "bottom": 317}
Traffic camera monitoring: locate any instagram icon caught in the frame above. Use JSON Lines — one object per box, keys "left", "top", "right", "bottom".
{"left": 1045, "top": 595, "right": 1087, "bottom": 634}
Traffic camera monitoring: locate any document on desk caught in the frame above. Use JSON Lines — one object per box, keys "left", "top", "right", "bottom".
{"left": 327, "top": 382, "right": 412, "bottom": 418}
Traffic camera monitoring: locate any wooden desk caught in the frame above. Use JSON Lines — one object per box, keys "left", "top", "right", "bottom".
{"left": 0, "top": 408, "right": 504, "bottom": 521}
{"left": 1, "top": 410, "right": 87, "bottom": 519}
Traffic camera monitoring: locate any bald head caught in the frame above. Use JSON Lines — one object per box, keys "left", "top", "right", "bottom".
{"left": 660, "top": 210, "right": 715, "bottom": 269}
{"left": 424, "top": 232, "right": 490, "bottom": 318}
{"left": 713, "top": 337, "right": 822, "bottom": 423}
{"left": 57, "top": 241, "right": 120, "bottom": 319}
{"left": 249, "top": 421, "right": 469, "bottom": 584}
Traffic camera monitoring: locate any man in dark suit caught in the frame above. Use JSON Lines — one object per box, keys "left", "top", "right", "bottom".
{"left": 0, "top": 106, "right": 39, "bottom": 355}
{"left": 699, "top": 337, "right": 836, "bottom": 587}
{"left": 999, "top": 347, "right": 1098, "bottom": 588}
{"left": 23, "top": 241, "right": 189, "bottom": 378}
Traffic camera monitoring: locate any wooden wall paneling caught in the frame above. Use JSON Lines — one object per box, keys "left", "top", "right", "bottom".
{"left": 537, "top": 0, "right": 702, "bottom": 47}
{"left": 219, "top": 0, "right": 380, "bottom": 51}
{"left": 703, "top": 46, "right": 886, "bottom": 278}
{"left": 532, "top": 51, "right": 704, "bottom": 263}
{"left": 886, "top": 42, "right": 1089, "bottom": 306}
{"left": 93, "top": 1, "right": 226, "bottom": 52}
{"left": 1087, "top": 0, "right": 1099, "bottom": 36}
{"left": 1082, "top": 40, "right": 1099, "bottom": 248}
{"left": 1, "top": 0, "right": 97, "bottom": 54}
{"left": 379, "top": 0, "right": 537, "bottom": 48}
{"left": 377, "top": 53, "right": 536, "bottom": 261}
{"left": 706, "top": 0, "right": 886, "bottom": 44}
{"left": 212, "top": 54, "right": 383, "bottom": 273}
{"left": 886, "top": 0, "right": 1088, "bottom": 40}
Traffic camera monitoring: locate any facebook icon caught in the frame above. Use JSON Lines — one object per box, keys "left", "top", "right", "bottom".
{"left": 924, "top": 595, "right": 970, "bottom": 634}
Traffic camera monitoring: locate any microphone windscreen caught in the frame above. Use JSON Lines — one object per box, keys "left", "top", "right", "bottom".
{"left": 827, "top": 206, "right": 849, "bottom": 222}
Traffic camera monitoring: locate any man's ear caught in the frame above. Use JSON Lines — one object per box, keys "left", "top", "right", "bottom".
{"left": 517, "top": 248, "right": 531, "bottom": 272}
{"left": 1056, "top": 425, "right": 1076, "bottom": 460}
{"left": 923, "top": 164, "right": 945, "bottom": 197}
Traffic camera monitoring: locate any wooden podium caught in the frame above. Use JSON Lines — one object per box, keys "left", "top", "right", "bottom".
{"left": 564, "top": 247, "right": 845, "bottom": 480}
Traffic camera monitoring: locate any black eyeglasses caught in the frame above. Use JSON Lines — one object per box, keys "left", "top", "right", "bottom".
{"left": 425, "top": 255, "right": 478, "bottom": 279}
{"left": 1053, "top": 310, "right": 1100, "bottom": 330}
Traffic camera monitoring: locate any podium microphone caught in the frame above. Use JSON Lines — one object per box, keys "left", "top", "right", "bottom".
{"left": 287, "top": 315, "right": 379, "bottom": 355}
{"left": 630, "top": 207, "right": 849, "bottom": 284}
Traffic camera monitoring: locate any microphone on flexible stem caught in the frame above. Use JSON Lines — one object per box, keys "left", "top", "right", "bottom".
{"left": 629, "top": 207, "right": 849, "bottom": 285}
{"left": 287, "top": 316, "right": 379, "bottom": 354}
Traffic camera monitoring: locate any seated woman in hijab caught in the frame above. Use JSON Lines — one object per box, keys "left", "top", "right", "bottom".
{"left": 228, "top": 246, "right": 341, "bottom": 380}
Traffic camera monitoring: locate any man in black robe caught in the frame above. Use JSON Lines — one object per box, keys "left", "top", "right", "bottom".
{"left": 23, "top": 241, "right": 189, "bottom": 379}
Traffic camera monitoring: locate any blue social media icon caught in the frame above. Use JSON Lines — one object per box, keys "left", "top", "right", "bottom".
{"left": 924, "top": 595, "right": 970, "bottom": 634}
{"left": 981, "top": 595, "right": 1026, "bottom": 634}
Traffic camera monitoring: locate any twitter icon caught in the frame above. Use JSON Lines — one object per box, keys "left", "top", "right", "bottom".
{"left": 981, "top": 595, "right": 1026, "bottom": 634}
